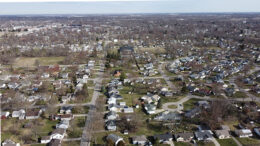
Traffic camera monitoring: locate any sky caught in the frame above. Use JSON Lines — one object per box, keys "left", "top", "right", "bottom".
{"left": 0, "top": 0, "right": 259, "bottom": 15}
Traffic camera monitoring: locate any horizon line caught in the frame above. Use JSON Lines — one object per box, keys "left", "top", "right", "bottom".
{"left": 0, "top": 12, "right": 260, "bottom": 16}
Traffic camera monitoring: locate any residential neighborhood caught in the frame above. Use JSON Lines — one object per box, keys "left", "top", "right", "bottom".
{"left": 1, "top": 13, "right": 260, "bottom": 146}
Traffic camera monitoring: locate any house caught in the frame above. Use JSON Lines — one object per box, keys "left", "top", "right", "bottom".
{"left": 106, "top": 111, "right": 118, "bottom": 120}
{"left": 8, "top": 82, "right": 19, "bottom": 89}
{"left": 2, "top": 139, "right": 20, "bottom": 146}
{"left": 195, "top": 130, "right": 213, "bottom": 141}
{"left": 119, "top": 102, "right": 126, "bottom": 106}
{"left": 123, "top": 107, "right": 134, "bottom": 113}
{"left": 25, "top": 109, "right": 42, "bottom": 120}
{"left": 107, "top": 134, "right": 124, "bottom": 146}
{"left": 12, "top": 109, "right": 25, "bottom": 119}
{"left": 55, "top": 114, "right": 74, "bottom": 121}
{"left": 144, "top": 104, "right": 156, "bottom": 115}
{"left": 1, "top": 111, "right": 10, "bottom": 119}
{"left": 141, "top": 94, "right": 161, "bottom": 105}
{"left": 49, "top": 139, "right": 61, "bottom": 146}
{"left": 41, "top": 73, "right": 50, "bottom": 78}
{"left": 107, "top": 97, "right": 117, "bottom": 105}
{"left": 215, "top": 130, "right": 230, "bottom": 139}
{"left": 88, "top": 60, "right": 95, "bottom": 68}
{"left": 108, "top": 104, "right": 121, "bottom": 112}
{"left": 61, "top": 95, "right": 71, "bottom": 103}
{"left": 154, "top": 111, "right": 181, "bottom": 122}
{"left": 106, "top": 120, "right": 117, "bottom": 131}
{"left": 59, "top": 106, "right": 72, "bottom": 114}
{"left": 41, "top": 136, "right": 51, "bottom": 144}
{"left": 0, "top": 83, "right": 7, "bottom": 89}
{"left": 118, "top": 46, "right": 134, "bottom": 59}
{"left": 51, "top": 128, "right": 66, "bottom": 140}
{"left": 132, "top": 135, "right": 149, "bottom": 145}
{"left": 234, "top": 129, "right": 253, "bottom": 138}
{"left": 174, "top": 132, "right": 194, "bottom": 142}
{"left": 61, "top": 73, "right": 69, "bottom": 79}
{"left": 56, "top": 120, "right": 70, "bottom": 129}
{"left": 225, "top": 87, "right": 235, "bottom": 96}
{"left": 197, "top": 101, "right": 210, "bottom": 109}
{"left": 253, "top": 128, "right": 260, "bottom": 137}
{"left": 109, "top": 93, "right": 123, "bottom": 100}
{"left": 154, "top": 133, "right": 173, "bottom": 143}
{"left": 185, "top": 107, "right": 201, "bottom": 118}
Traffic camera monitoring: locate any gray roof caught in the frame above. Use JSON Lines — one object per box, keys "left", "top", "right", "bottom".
{"left": 154, "top": 133, "right": 173, "bottom": 141}
{"left": 174, "top": 132, "right": 194, "bottom": 140}
{"left": 107, "top": 134, "right": 123, "bottom": 143}
{"left": 132, "top": 135, "right": 147, "bottom": 142}
{"left": 195, "top": 131, "right": 213, "bottom": 140}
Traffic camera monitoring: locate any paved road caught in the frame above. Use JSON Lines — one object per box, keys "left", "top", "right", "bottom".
{"left": 158, "top": 62, "right": 177, "bottom": 92}
{"left": 80, "top": 61, "right": 104, "bottom": 146}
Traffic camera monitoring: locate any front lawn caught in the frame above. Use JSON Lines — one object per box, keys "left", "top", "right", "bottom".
{"left": 217, "top": 138, "right": 237, "bottom": 146}
{"left": 236, "top": 138, "right": 260, "bottom": 146}
{"left": 174, "top": 142, "right": 192, "bottom": 146}
{"left": 196, "top": 141, "right": 215, "bottom": 146}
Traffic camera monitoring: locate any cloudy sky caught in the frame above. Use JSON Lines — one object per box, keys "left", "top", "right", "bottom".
{"left": 0, "top": 0, "right": 259, "bottom": 15}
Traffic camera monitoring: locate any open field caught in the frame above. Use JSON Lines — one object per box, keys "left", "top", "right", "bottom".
{"left": 13, "top": 57, "right": 65, "bottom": 68}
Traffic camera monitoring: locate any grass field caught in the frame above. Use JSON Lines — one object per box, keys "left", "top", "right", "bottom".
{"left": 217, "top": 138, "right": 237, "bottom": 146}
{"left": 13, "top": 57, "right": 65, "bottom": 67}
{"left": 236, "top": 138, "right": 260, "bottom": 146}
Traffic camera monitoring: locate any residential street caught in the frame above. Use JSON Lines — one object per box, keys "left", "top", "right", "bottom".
{"left": 80, "top": 61, "right": 105, "bottom": 146}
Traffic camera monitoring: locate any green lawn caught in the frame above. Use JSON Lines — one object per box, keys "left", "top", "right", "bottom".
{"left": 38, "top": 119, "right": 59, "bottom": 137}
{"left": 62, "top": 141, "right": 80, "bottom": 146}
{"left": 217, "top": 138, "right": 238, "bottom": 146}
{"left": 174, "top": 142, "right": 192, "bottom": 146}
{"left": 168, "top": 104, "right": 177, "bottom": 109}
{"left": 196, "top": 141, "right": 215, "bottom": 146}
{"left": 236, "top": 138, "right": 260, "bottom": 146}
{"left": 120, "top": 86, "right": 143, "bottom": 106}
{"left": 161, "top": 96, "right": 184, "bottom": 105}
{"left": 183, "top": 98, "right": 202, "bottom": 111}
{"left": 232, "top": 91, "right": 248, "bottom": 98}
{"left": 13, "top": 57, "right": 65, "bottom": 67}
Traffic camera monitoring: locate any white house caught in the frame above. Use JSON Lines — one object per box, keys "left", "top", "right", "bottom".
{"left": 215, "top": 130, "right": 230, "bottom": 139}
{"left": 123, "top": 107, "right": 134, "bottom": 113}
{"left": 12, "top": 109, "right": 25, "bottom": 119}
{"left": 235, "top": 129, "right": 253, "bottom": 138}
{"left": 56, "top": 120, "right": 70, "bottom": 129}
{"left": 41, "top": 136, "right": 51, "bottom": 144}
{"left": 107, "top": 97, "right": 117, "bottom": 105}
{"left": 51, "top": 128, "right": 66, "bottom": 140}
{"left": 2, "top": 139, "right": 20, "bottom": 146}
